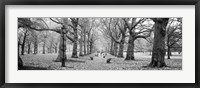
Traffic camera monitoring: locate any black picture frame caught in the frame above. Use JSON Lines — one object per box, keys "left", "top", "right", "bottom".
{"left": 0, "top": 0, "right": 199, "bottom": 88}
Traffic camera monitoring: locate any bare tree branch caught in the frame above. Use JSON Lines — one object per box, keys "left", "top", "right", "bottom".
{"left": 65, "top": 34, "right": 75, "bottom": 42}
{"left": 49, "top": 18, "right": 64, "bottom": 25}
{"left": 18, "top": 21, "right": 61, "bottom": 34}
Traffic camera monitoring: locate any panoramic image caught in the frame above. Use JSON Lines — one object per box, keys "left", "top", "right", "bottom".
{"left": 18, "top": 18, "right": 182, "bottom": 70}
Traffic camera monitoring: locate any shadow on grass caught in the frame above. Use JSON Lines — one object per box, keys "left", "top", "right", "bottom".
{"left": 66, "top": 59, "right": 85, "bottom": 63}
{"left": 18, "top": 66, "right": 48, "bottom": 70}
{"left": 53, "top": 59, "right": 85, "bottom": 63}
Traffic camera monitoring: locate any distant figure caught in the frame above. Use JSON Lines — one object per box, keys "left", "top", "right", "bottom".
{"left": 95, "top": 53, "right": 98, "bottom": 57}
{"left": 103, "top": 53, "right": 106, "bottom": 58}
{"left": 90, "top": 57, "right": 93, "bottom": 60}
{"left": 107, "top": 58, "right": 112, "bottom": 63}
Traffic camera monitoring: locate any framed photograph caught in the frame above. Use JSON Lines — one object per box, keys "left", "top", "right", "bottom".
{"left": 1, "top": 0, "right": 199, "bottom": 88}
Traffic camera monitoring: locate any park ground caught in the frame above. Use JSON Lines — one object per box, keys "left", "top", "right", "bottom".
{"left": 19, "top": 52, "right": 182, "bottom": 70}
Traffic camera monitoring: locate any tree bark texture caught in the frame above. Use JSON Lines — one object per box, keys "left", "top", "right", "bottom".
{"left": 33, "top": 39, "right": 38, "bottom": 54}
{"left": 167, "top": 35, "right": 172, "bottom": 59}
{"left": 27, "top": 42, "right": 31, "bottom": 54}
{"left": 42, "top": 41, "right": 46, "bottom": 54}
{"left": 18, "top": 42, "right": 23, "bottom": 68}
{"left": 21, "top": 30, "right": 28, "bottom": 55}
{"left": 148, "top": 18, "right": 169, "bottom": 67}
{"left": 113, "top": 42, "right": 118, "bottom": 56}
{"left": 55, "top": 34, "right": 67, "bottom": 62}
{"left": 83, "top": 30, "right": 87, "bottom": 55}
{"left": 79, "top": 34, "right": 84, "bottom": 56}
{"left": 125, "top": 35, "right": 135, "bottom": 60}
{"left": 118, "top": 35, "right": 125, "bottom": 58}
{"left": 71, "top": 24, "right": 78, "bottom": 58}
{"left": 110, "top": 40, "right": 114, "bottom": 55}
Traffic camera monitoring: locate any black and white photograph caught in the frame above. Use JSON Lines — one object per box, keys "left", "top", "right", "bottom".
{"left": 18, "top": 18, "right": 182, "bottom": 70}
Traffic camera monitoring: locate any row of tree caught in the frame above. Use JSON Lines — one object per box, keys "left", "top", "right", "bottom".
{"left": 100, "top": 18, "right": 182, "bottom": 59}
{"left": 100, "top": 18, "right": 182, "bottom": 67}
{"left": 18, "top": 18, "right": 182, "bottom": 68}
{"left": 18, "top": 28, "right": 60, "bottom": 55}
{"left": 18, "top": 18, "right": 99, "bottom": 67}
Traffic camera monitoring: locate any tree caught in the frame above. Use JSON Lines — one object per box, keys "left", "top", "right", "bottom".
{"left": 116, "top": 19, "right": 128, "bottom": 57}
{"left": 20, "top": 28, "right": 29, "bottom": 55}
{"left": 44, "top": 32, "right": 58, "bottom": 53}
{"left": 88, "top": 30, "right": 99, "bottom": 54}
{"left": 78, "top": 18, "right": 98, "bottom": 55}
{"left": 18, "top": 28, "right": 23, "bottom": 68}
{"left": 166, "top": 18, "right": 182, "bottom": 59}
{"left": 19, "top": 18, "right": 86, "bottom": 67}
{"left": 32, "top": 31, "right": 38, "bottom": 54}
{"left": 79, "top": 26, "right": 84, "bottom": 56}
{"left": 50, "top": 18, "right": 81, "bottom": 58}
{"left": 26, "top": 39, "right": 32, "bottom": 54}
{"left": 48, "top": 18, "right": 68, "bottom": 61}
{"left": 101, "top": 18, "right": 121, "bottom": 56}
{"left": 18, "top": 18, "right": 39, "bottom": 68}
{"left": 123, "top": 18, "right": 152, "bottom": 60}
{"left": 68, "top": 18, "right": 79, "bottom": 58}
{"left": 52, "top": 42, "right": 58, "bottom": 53}
{"left": 39, "top": 31, "right": 49, "bottom": 54}
{"left": 86, "top": 19, "right": 96, "bottom": 54}
{"left": 19, "top": 18, "right": 66, "bottom": 67}
{"left": 79, "top": 18, "right": 89, "bottom": 56}
{"left": 148, "top": 18, "right": 169, "bottom": 67}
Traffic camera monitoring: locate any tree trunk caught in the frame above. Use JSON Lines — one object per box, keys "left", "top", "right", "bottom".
{"left": 167, "top": 46, "right": 171, "bottom": 59}
{"left": 83, "top": 30, "right": 86, "bottom": 55}
{"left": 79, "top": 34, "right": 84, "bottom": 56}
{"left": 49, "top": 42, "right": 53, "bottom": 53}
{"left": 55, "top": 47, "right": 57, "bottom": 53}
{"left": 167, "top": 34, "right": 171, "bottom": 59}
{"left": 149, "top": 51, "right": 152, "bottom": 55}
{"left": 21, "top": 30, "right": 28, "bottom": 55}
{"left": 33, "top": 39, "right": 38, "bottom": 54}
{"left": 79, "top": 41, "right": 83, "bottom": 56}
{"left": 148, "top": 18, "right": 169, "bottom": 67}
{"left": 90, "top": 41, "right": 93, "bottom": 54}
{"left": 21, "top": 39, "right": 26, "bottom": 55}
{"left": 33, "top": 32, "right": 38, "bottom": 54}
{"left": 118, "top": 42, "right": 124, "bottom": 58}
{"left": 87, "top": 34, "right": 90, "bottom": 54}
{"left": 18, "top": 42, "right": 23, "bottom": 68}
{"left": 71, "top": 28, "right": 78, "bottom": 58}
{"left": 118, "top": 35, "right": 125, "bottom": 58}
{"left": 125, "top": 35, "right": 135, "bottom": 60}
{"left": 47, "top": 47, "right": 50, "bottom": 53}
{"left": 55, "top": 34, "right": 67, "bottom": 62}
{"left": 72, "top": 41, "right": 78, "bottom": 58}
{"left": 110, "top": 40, "right": 114, "bottom": 55}
{"left": 18, "top": 55, "right": 23, "bottom": 69}
{"left": 42, "top": 41, "right": 46, "bottom": 54}
{"left": 54, "top": 43, "right": 58, "bottom": 53}
{"left": 113, "top": 42, "right": 118, "bottom": 56}
{"left": 27, "top": 42, "right": 31, "bottom": 54}
{"left": 87, "top": 42, "right": 90, "bottom": 54}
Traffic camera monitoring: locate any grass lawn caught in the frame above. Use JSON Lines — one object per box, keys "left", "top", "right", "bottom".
{"left": 19, "top": 53, "right": 182, "bottom": 70}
